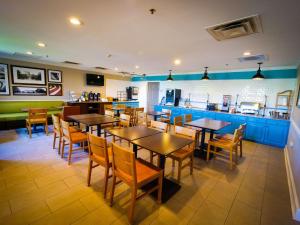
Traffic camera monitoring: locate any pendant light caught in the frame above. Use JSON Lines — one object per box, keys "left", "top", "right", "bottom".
{"left": 201, "top": 67, "right": 210, "bottom": 80}
{"left": 252, "top": 62, "right": 265, "bottom": 80}
{"left": 166, "top": 70, "right": 174, "bottom": 81}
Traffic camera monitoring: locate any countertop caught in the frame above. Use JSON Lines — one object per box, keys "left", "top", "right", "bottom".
{"left": 67, "top": 100, "right": 139, "bottom": 104}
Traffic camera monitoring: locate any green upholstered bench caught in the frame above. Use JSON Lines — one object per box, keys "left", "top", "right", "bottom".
{"left": 0, "top": 101, "right": 64, "bottom": 129}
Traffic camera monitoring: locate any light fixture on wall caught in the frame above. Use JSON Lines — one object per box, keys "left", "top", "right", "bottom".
{"left": 201, "top": 67, "right": 210, "bottom": 80}
{"left": 252, "top": 62, "right": 265, "bottom": 80}
{"left": 166, "top": 70, "right": 174, "bottom": 81}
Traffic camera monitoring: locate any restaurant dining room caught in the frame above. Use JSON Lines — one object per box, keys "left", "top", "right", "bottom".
{"left": 1, "top": 0, "right": 300, "bottom": 224}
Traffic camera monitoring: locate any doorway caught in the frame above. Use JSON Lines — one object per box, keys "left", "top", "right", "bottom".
{"left": 147, "top": 82, "right": 160, "bottom": 112}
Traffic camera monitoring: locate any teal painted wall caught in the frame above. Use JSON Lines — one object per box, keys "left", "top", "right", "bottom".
{"left": 132, "top": 68, "right": 297, "bottom": 81}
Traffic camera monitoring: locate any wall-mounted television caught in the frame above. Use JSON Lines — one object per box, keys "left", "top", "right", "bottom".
{"left": 86, "top": 74, "right": 104, "bottom": 86}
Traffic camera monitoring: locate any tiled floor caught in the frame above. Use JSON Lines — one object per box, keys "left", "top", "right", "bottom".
{"left": 0, "top": 127, "right": 299, "bottom": 225}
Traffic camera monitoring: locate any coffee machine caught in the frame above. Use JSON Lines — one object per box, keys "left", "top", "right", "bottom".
{"left": 221, "top": 95, "right": 232, "bottom": 112}
{"left": 88, "top": 92, "right": 101, "bottom": 101}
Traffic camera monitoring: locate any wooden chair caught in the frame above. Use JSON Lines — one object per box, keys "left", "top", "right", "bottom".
{"left": 60, "top": 119, "right": 87, "bottom": 165}
{"left": 207, "top": 127, "right": 243, "bottom": 169}
{"left": 168, "top": 126, "right": 196, "bottom": 182}
{"left": 173, "top": 115, "right": 183, "bottom": 127}
{"left": 134, "top": 108, "right": 144, "bottom": 125}
{"left": 26, "top": 108, "right": 48, "bottom": 138}
{"left": 105, "top": 109, "right": 115, "bottom": 117}
{"left": 87, "top": 133, "right": 112, "bottom": 198}
{"left": 159, "top": 109, "right": 171, "bottom": 130}
{"left": 184, "top": 114, "right": 201, "bottom": 146}
{"left": 104, "top": 104, "right": 113, "bottom": 110}
{"left": 149, "top": 120, "right": 168, "bottom": 165}
{"left": 108, "top": 113, "right": 131, "bottom": 146}
{"left": 185, "top": 114, "right": 192, "bottom": 123}
{"left": 110, "top": 143, "right": 163, "bottom": 224}
{"left": 61, "top": 106, "right": 80, "bottom": 122}
{"left": 136, "top": 112, "right": 150, "bottom": 127}
{"left": 215, "top": 123, "right": 246, "bottom": 157}
{"left": 52, "top": 114, "right": 80, "bottom": 155}
{"left": 124, "top": 108, "right": 136, "bottom": 126}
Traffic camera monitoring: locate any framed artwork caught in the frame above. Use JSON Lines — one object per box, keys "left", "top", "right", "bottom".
{"left": 12, "top": 86, "right": 47, "bottom": 96}
{"left": 11, "top": 65, "right": 46, "bottom": 85}
{"left": 48, "top": 83, "right": 63, "bottom": 96}
{"left": 0, "top": 63, "right": 10, "bottom": 95}
{"left": 48, "top": 70, "right": 62, "bottom": 83}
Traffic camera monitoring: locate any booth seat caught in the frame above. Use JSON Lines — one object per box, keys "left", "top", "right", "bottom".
{"left": 0, "top": 101, "right": 64, "bottom": 129}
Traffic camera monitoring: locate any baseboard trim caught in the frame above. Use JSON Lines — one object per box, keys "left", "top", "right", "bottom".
{"left": 285, "top": 146, "right": 300, "bottom": 221}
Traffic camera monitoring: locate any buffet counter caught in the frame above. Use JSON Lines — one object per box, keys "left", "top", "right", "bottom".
{"left": 154, "top": 105, "right": 290, "bottom": 148}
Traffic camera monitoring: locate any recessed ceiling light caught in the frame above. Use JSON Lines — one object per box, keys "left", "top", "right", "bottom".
{"left": 26, "top": 51, "right": 33, "bottom": 55}
{"left": 135, "top": 65, "right": 140, "bottom": 69}
{"left": 114, "top": 67, "right": 119, "bottom": 71}
{"left": 174, "top": 59, "right": 181, "bottom": 65}
{"left": 37, "top": 42, "right": 46, "bottom": 47}
{"left": 69, "top": 17, "right": 82, "bottom": 26}
{"left": 243, "top": 51, "right": 251, "bottom": 56}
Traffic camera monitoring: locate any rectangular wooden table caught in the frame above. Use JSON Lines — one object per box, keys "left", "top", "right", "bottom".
{"left": 185, "top": 118, "right": 231, "bottom": 159}
{"left": 68, "top": 114, "right": 119, "bottom": 136}
{"left": 147, "top": 111, "right": 166, "bottom": 121}
{"left": 132, "top": 132, "right": 194, "bottom": 203}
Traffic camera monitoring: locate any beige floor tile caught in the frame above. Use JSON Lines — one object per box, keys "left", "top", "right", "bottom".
{"left": 32, "top": 201, "right": 88, "bottom": 225}
{"left": 79, "top": 193, "right": 107, "bottom": 212}
{"left": 0, "top": 201, "right": 50, "bottom": 225}
{"left": 189, "top": 200, "right": 228, "bottom": 225}
{"left": 225, "top": 200, "right": 261, "bottom": 225}
{"left": 0, "top": 201, "right": 11, "bottom": 218}
{"left": 235, "top": 185, "right": 264, "bottom": 210}
{"left": 64, "top": 175, "right": 86, "bottom": 188}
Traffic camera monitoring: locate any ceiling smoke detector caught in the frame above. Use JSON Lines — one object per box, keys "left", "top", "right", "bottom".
{"left": 206, "top": 14, "right": 262, "bottom": 41}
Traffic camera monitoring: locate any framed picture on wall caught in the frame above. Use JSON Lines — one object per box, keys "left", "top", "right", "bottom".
{"left": 48, "top": 70, "right": 62, "bottom": 83}
{"left": 48, "top": 83, "right": 63, "bottom": 96}
{"left": 0, "top": 63, "right": 10, "bottom": 95}
{"left": 12, "top": 86, "right": 47, "bottom": 96}
{"left": 11, "top": 65, "right": 46, "bottom": 85}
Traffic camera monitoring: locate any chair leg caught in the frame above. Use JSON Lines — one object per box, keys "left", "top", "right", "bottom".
{"left": 235, "top": 147, "right": 238, "bottom": 165}
{"left": 128, "top": 187, "right": 137, "bottom": 224}
{"left": 45, "top": 122, "right": 48, "bottom": 135}
{"left": 58, "top": 136, "right": 62, "bottom": 155}
{"left": 150, "top": 152, "right": 154, "bottom": 164}
{"left": 68, "top": 143, "right": 73, "bottom": 165}
{"left": 206, "top": 144, "right": 211, "bottom": 161}
{"left": 53, "top": 132, "right": 56, "bottom": 149}
{"left": 239, "top": 140, "right": 243, "bottom": 157}
{"left": 190, "top": 154, "right": 194, "bottom": 175}
{"left": 172, "top": 159, "right": 175, "bottom": 167}
{"left": 110, "top": 175, "right": 116, "bottom": 206}
{"left": 103, "top": 166, "right": 109, "bottom": 199}
{"left": 229, "top": 149, "right": 233, "bottom": 170}
{"left": 177, "top": 160, "right": 182, "bottom": 183}
{"left": 61, "top": 140, "right": 65, "bottom": 158}
{"left": 87, "top": 160, "right": 93, "bottom": 186}
{"left": 157, "top": 173, "right": 163, "bottom": 204}
{"left": 28, "top": 124, "right": 32, "bottom": 138}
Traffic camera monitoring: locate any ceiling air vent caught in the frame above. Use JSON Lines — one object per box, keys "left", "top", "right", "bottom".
{"left": 206, "top": 14, "right": 262, "bottom": 41}
{"left": 95, "top": 66, "right": 107, "bottom": 70}
{"left": 63, "top": 61, "right": 80, "bottom": 65}
{"left": 238, "top": 54, "right": 268, "bottom": 63}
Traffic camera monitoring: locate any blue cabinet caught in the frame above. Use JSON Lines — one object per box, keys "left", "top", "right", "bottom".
{"left": 113, "top": 101, "right": 139, "bottom": 108}
{"left": 153, "top": 105, "right": 290, "bottom": 148}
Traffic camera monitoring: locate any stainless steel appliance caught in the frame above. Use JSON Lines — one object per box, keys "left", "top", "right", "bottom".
{"left": 126, "top": 86, "right": 139, "bottom": 100}
{"left": 221, "top": 95, "right": 232, "bottom": 112}
{"left": 240, "top": 102, "right": 260, "bottom": 114}
{"left": 166, "top": 89, "right": 181, "bottom": 106}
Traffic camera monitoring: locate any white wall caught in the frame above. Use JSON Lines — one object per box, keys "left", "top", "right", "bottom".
{"left": 133, "top": 78, "right": 297, "bottom": 111}
{"left": 105, "top": 79, "right": 131, "bottom": 99}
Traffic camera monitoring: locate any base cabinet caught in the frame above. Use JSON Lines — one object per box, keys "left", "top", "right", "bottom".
{"left": 153, "top": 105, "right": 290, "bottom": 148}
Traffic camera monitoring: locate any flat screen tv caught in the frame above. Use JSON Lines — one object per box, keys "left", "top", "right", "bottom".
{"left": 86, "top": 74, "right": 104, "bottom": 86}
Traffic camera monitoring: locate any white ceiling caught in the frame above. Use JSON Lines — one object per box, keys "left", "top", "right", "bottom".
{"left": 0, "top": 0, "right": 300, "bottom": 75}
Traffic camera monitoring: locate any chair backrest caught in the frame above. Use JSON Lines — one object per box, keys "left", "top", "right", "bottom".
{"left": 137, "top": 112, "right": 148, "bottom": 126}
{"left": 111, "top": 143, "right": 136, "bottom": 185}
{"left": 104, "top": 104, "right": 113, "bottom": 110}
{"left": 87, "top": 133, "right": 109, "bottom": 165}
{"left": 240, "top": 123, "right": 246, "bottom": 137}
{"left": 150, "top": 120, "right": 167, "bottom": 132}
{"left": 117, "top": 104, "right": 126, "bottom": 109}
{"left": 174, "top": 126, "right": 196, "bottom": 149}
{"left": 119, "top": 113, "right": 131, "bottom": 127}
{"left": 185, "top": 114, "right": 192, "bottom": 123}
{"left": 174, "top": 116, "right": 183, "bottom": 126}
{"left": 60, "top": 119, "right": 71, "bottom": 140}
{"left": 28, "top": 108, "right": 48, "bottom": 120}
{"left": 162, "top": 108, "right": 171, "bottom": 117}
{"left": 105, "top": 109, "right": 115, "bottom": 117}
{"left": 62, "top": 106, "right": 80, "bottom": 120}
{"left": 135, "top": 107, "right": 144, "bottom": 113}
{"left": 232, "top": 127, "right": 243, "bottom": 144}
{"left": 52, "top": 114, "right": 61, "bottom": 134}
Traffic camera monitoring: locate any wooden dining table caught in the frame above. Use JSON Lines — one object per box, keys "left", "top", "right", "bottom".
{"left": 147, "top": 111, "right": 167, "bottom": 121}
{"left": 185, "top": 118, "right": 231, "bottom": 159}
{"left": 68, "top": 113, "right": 119, "bottom": 136}
{"left": 132, "top": 132, "right": 194, "bottom": 203}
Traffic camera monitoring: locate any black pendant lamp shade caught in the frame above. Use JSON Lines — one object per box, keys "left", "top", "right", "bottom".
{"left": 201, "top": 67, "right": 209, "bottom": 80}
{"left": 252, "top": 62, "right": 265, "bottom": 80}
{"left": 166, "top": 70, "right": 174, "bottom": 81}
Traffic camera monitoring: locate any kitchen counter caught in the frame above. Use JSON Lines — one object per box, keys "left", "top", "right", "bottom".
{"left": 154, "top": 105, "right": 290, "bottom": 148}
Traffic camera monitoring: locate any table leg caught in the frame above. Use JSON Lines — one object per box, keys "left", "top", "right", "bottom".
{"left": 154, "top": 115, "right": 158, "bottom": 121}
{"left": 133, "top": 144, "right": 138, "bottom": 158}
{"left": 85, "top": 125, "right": 89, "bottom": 133}
{"left": 97, "top": 124, "right": 101, "bottom": 137}
{"left": 200, "top": 128, "right": 206, "bottom": 150}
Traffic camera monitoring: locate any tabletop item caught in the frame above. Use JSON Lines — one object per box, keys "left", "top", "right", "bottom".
{"left": 68, "top": 113, "right": 118, "bottom": 136}
{"left": 132, "top": 132, "right": 193, "bottom": 202}
{"left": 185, "top": 118, "right": 231, "bottom": 159}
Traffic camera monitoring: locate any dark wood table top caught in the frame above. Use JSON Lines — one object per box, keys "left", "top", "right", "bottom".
{"left": 147, "top": 111, "right": 166, "bottom": 116}
{"left": 132, "top": 132, "right": 193, "bottom": 156}
{"left": 106, "top": 126, "right": 161, "bottom": 141}
{"left": 68, "top": 114, "right": 118, "bottom": 126}
{"left": 185, "top": 118, "right": 231, "bottom": 131}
